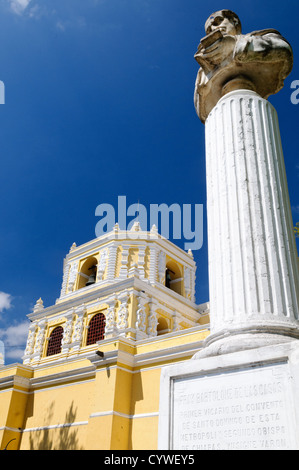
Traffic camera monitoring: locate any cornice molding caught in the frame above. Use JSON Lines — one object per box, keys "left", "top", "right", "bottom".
{"left": 65, "top": 231, "right": 196, "bottom": 268}
{"left": 29, "top": 364, "right": 96, "bottom": 390}
{"left": 27, "top": 276, "right": 204, "bottom": 323}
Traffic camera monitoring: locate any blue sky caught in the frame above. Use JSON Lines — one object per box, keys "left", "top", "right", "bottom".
{"left": 0, "top": 0, "right": 298, "bottom": 364}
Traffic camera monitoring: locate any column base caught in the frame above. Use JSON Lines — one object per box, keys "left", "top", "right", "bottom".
{"left": 193, "top": 324, "right": 299, "bottom": 359}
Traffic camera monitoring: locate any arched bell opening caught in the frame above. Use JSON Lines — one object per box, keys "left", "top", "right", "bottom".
{"left": 78, "top": 256, "right": 98, "bottom": 289}
{"left": 165, "top": 260, "right": 183, "bottom": 296}
{"left": 157, "top": 317, "right": 169, "bottom": 336}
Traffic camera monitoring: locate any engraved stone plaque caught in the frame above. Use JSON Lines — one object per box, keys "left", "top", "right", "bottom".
{"left": 171, "top": 362, "right": 297, "bottom": 450}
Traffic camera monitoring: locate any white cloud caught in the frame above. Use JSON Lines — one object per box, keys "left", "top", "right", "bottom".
{"left": 1, "top": 321, "right": 29, "bottom": 347}
{"left": 292, "top": 205, "right": 299, "bottom": 215}
{"left": 0, "top": 320, "right": 29, "bottom": 362}
{"left": 56, "top": 20, "right": 66, "bottom": 32}
{"left": 8, "top": 0, "right": 31, "bottom": 15}
{"left": 5, "top": 347, "right": 26, "bottom": 361}
{"left": 0, "top": 292, "right": 12, "bottom": 313}
{"left": 55, "top": 16, "right": 87, "bottom": 32}
{"left": 7, "top": 0, "right": 89, "bottom": 30}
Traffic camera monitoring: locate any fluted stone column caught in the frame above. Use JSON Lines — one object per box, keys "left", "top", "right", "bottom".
{"left": 158, "top": 10, "right": 299, "bottom": 452}
{"left": 202, "top": 89, "right": 299, "bottom": 352}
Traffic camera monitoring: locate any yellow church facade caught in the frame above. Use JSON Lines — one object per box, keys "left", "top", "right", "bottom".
{"left": 0, "top": 223, "right": 209, "bottom": 450}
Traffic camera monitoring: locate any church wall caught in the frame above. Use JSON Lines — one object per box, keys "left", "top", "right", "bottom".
{"left": 130, "top": 416, "right": 159, "bottom": 450}
{"left": 0, "top": 364, "right": 32, "bottom": 450}
{"left": 0, "top": 326, "right": 210, "bottom": 450}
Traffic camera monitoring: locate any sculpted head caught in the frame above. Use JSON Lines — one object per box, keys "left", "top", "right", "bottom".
{"left": 205, "top": 9, "right": 242, "bottom": 36}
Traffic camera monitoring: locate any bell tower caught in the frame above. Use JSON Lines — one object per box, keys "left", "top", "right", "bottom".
{"left": 23, "top": 223, "right": 207, "bottom": 365}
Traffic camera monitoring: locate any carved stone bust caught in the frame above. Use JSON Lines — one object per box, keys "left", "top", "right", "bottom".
{"left": 194, "top": 9, "right": 293, "bottom": 122}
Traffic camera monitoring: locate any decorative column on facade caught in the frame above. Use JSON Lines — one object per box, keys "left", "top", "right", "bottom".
{"left": 72, "top": 305, "right": 86, "bottom": 352}
{"left": 116, "top": 290, "right": 129, "bottom": 335}
{"left": 60, "top": 262, "right": 70, "bottom": 297}
{"left": 148, "top": 245, "right": 158, "bottom": 284}
{"left": 137, "top": 246, "right": 146, "bottom": 281}
{"left": 106, "top": 245, "right": 117, "bottom": 281}
{"left": 172, "top": 311, "right": 181, "bottom": 332}
{"left": 184, "top": 264, "right": 196, "bottom": 303}
{"left": 60, "top": 244, "right": 77, "bottom": 297}
{"left": 119, "top": 247, "right": 129, "bottom": 280}
{"left": 24, "top": 299, "right": 46, "bottom": 363}
{"left": 104, "top": 295, "right": 118, "bottom": 338}
{"left": 193, "top": 9, "right": 299, "bottom": 354}
{"left": 147, "top": 299, "right": 159, "bottom": 337}
{"left": 184, "top": 267, "right": 192, "bottom": 301}
{"left": 97, "top": 247, "right": 108, "bottom": 281}
{"left": 23, "top": 323, "right": 37, "bottom": 364}
{"left": 67, "top": 261, "right": 78, "bottom": 293}
{"left": 32, "top": 320, "right": 47, "bottom": 362}
{"left": 61, "top": 309, "right": 74, "bottom": 354}
{"left": 158, "top": 251, "right": 166, "bottom": 284}
{"left": 135, "top": 292, "right": 148, "bottom": 340}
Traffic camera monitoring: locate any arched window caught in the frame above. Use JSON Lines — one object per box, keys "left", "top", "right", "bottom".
{"left": 46, "top": 326, "right": 63, "bottom": 357}
{"left": 86, "top": 313, "right": 106, "bottom": 345}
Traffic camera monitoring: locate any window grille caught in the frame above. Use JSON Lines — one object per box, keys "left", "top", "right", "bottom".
{"left": 86, "top": 313, "right": 106, "bottom": 345}
{"left": 46, "top": 326, "right": 63, "bottom": 356}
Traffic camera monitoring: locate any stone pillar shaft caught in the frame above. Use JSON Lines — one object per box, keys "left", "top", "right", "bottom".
{"left": 205, "top": 90, "right": 299, "bottom": 338}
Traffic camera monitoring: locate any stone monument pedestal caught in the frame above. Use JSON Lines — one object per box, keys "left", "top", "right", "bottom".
{"left": 158, "top": 340, "right": 299, "bottom": 450}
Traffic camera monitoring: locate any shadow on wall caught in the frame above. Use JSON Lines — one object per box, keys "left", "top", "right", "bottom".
{"left": 28, "top": 401, "right": 84, "bottom": 450}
